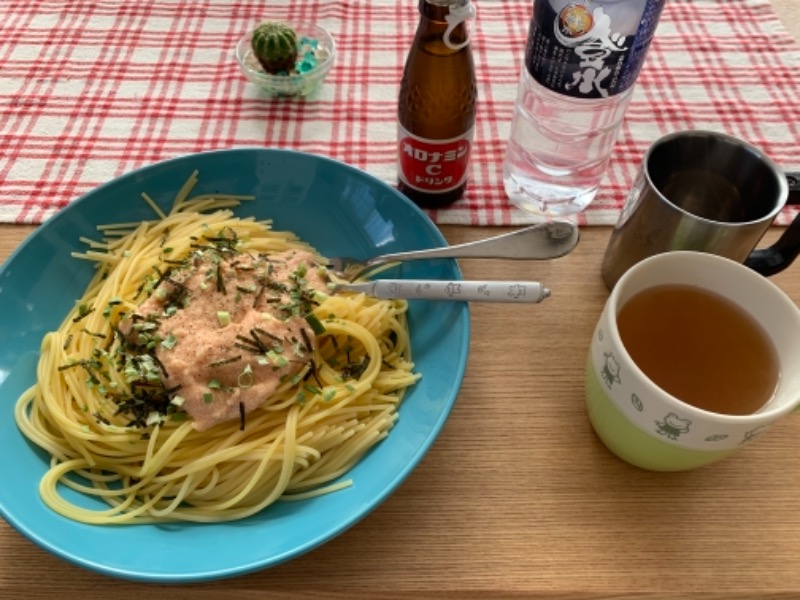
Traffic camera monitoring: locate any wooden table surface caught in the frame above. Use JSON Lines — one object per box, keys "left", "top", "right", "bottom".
{"left": 2, "top": 3, "right": 799, "bottom": 598}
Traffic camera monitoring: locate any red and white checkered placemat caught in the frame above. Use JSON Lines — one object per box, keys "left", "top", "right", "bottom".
{"left": 1, "top": 0, "right": 799, "bottom": 226}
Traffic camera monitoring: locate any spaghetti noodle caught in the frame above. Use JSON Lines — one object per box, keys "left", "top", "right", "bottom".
{"left": 14, "top": 171, "right": 420, "bottom": 524}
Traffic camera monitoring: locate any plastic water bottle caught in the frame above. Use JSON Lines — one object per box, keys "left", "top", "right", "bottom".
{"left": 503, "top": 0, "right": 667, "bottom": 217}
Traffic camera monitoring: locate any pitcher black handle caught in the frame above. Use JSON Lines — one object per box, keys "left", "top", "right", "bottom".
{"left": 744, "top": 172, "right": 800, "bottom": 276}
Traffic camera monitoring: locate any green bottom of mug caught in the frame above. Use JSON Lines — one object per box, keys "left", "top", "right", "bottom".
{"left": 585, "top": 355, "right": 736, "bottom": 471}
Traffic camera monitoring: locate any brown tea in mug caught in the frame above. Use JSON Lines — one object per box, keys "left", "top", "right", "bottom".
{"left": 617, "top": 284, "right": 779, "bottom": 415}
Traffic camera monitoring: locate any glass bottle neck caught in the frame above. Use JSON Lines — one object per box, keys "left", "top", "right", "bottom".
{"left": 417, "top": 0, "right": 471, "bottom": 50}
{"left": 419, "top": 0, "right": 468, "bottom": 22}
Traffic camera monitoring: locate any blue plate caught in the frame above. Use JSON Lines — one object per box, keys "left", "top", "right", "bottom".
{"left": 0, "top": 148, "right": 469, "bottom": 582}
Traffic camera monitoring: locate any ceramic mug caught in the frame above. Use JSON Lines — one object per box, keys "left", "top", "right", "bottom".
{"left": 601, "top": 130, "right": 800, "bottom": 290}
{"left": 586, "top": 251, "right": 800, "bottom": 471}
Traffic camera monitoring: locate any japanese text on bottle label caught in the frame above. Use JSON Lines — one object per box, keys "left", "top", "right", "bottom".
{"left": 525, "top": 0, "right": 666, "bottom": 99}
{"left": 398, "top": 126, "right": 473, "bottom": 194}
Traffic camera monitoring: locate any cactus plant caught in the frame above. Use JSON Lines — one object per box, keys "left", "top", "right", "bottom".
{"left": 251, "top": 21, "right": 299, "bottom": 74}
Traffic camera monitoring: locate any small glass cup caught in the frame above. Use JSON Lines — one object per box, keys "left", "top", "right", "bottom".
{"left": 235, "top": 23, "right": 336, "bottom": 97}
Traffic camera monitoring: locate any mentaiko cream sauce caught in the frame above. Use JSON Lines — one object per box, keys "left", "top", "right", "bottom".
{"left": 131, "top": 249, "right": 328, "bottom": 431}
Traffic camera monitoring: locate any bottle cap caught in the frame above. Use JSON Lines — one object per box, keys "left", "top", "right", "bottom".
{"left": 442, "top": 0, "right": 475, "bottom": 51}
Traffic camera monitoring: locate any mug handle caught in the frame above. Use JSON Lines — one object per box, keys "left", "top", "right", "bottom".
{"left": 744, "top": 172, "right": 800, "bottom": 277}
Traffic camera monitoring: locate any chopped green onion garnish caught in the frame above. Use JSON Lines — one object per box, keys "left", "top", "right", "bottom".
{"left": 217, "top": 310, "right": 231, "bottom": 327}
{"left": 305, "top": 313, "right": 326, "bottom": 335}
{"left": 161, "top": 332, "right": 177, "bottom": 350}
{"left": 266, "top": 350, "right": 288, "bottom": 368}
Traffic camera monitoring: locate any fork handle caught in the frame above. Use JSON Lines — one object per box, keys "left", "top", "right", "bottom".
{"left": 338, "top": 279, "right": 551, "bottom": 303}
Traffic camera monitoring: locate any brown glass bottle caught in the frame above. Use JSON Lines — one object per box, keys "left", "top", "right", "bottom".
{"left": 397, "top": 0, "right": 477, "bottom": 208}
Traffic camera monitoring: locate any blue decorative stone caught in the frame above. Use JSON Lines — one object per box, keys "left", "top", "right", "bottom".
{"left": 288, "top": 37, "right": 319, "bottom": 74}
{"left": 298, "top": 60, "right": 315, "bottom": 73}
